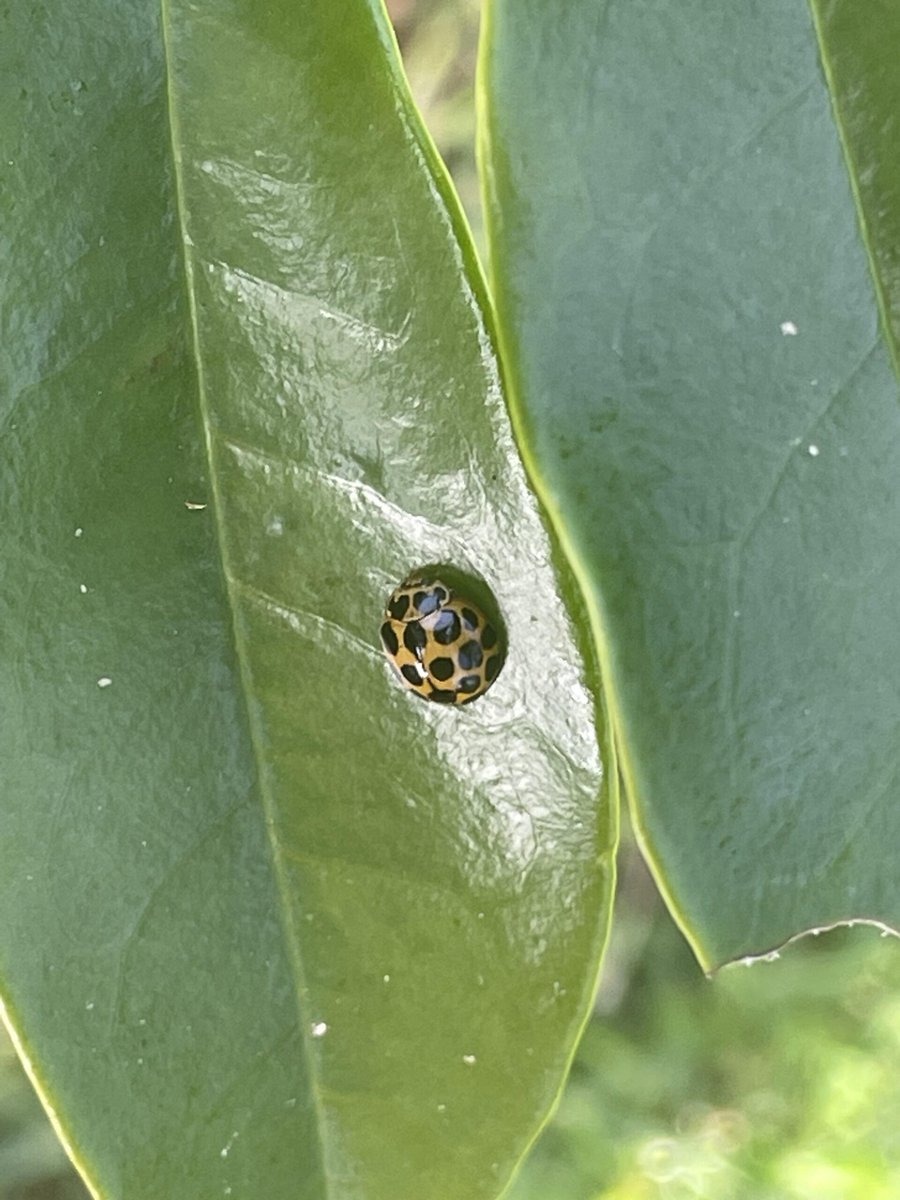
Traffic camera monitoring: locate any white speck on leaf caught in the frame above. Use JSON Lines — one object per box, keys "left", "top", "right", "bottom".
{"left": 185, "top": 500, "right": 207, "bottom": 510}
{"left": 97, "top": 677, "right": 112, "bottom": 688}
{"left": 780, "top": 320, "right": 798, "bottom": 336}
{"left": 79, "top": 584, "right": 87, "bottom": 594}
{"left": 808, "top": 444, "right": 819, "bottom": 457}
{"left": 75, "top": 527, "right": 83, "bottom": 537}
{"left": 462, "top": 1054, "right": 476, "bottom": 1065}
{"left": 311, "top": 1022, "right": 328, "bottom": 1038}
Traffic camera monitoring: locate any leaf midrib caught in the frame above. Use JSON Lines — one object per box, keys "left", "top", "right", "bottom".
{"left": 158, "top": 1, "right": 332, "bottom": 1193}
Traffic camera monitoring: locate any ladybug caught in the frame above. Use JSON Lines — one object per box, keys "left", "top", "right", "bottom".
{"left": 380, "top": 574, "right": 503, "bottom": 705}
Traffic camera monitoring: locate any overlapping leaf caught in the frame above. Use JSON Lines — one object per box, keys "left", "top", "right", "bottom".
{"left": 480, "top": 0, "right": 900, "bottom": 967}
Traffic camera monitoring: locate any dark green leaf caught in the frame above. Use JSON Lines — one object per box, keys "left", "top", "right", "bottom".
{"left": 0, "top": 2, "right": 612, "bottom": 1196}
{"left": 480, "top": 0, "right": 900, "bottom": 968}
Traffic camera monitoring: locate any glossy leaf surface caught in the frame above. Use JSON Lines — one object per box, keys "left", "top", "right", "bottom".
{"left": 480, "top": 0, "right": 900, "bottom": 968}
{"left": 0, "top": 2, "right": 612, "bottom": 1197}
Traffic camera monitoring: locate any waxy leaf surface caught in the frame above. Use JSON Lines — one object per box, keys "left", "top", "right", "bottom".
{"left": 0, "top": 2, "right": 613, "bottom": 1196}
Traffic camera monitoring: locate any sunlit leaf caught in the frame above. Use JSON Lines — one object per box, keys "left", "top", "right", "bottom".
{"left": 0, "top": 1, "right": 613, "bottom": 1196}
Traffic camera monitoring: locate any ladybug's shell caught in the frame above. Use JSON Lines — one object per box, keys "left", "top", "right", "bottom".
{"left": 380, "top": 579, "right": 502, "bottom": 705}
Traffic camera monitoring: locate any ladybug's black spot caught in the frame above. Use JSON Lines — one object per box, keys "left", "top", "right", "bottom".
{"left": 388, "top": 593, "right": 410, "bottom": 621}
{"left": 485, "top": 653, "right": 502, "bottom": 682}
{"left": 415, "top": 590, "right": 446, "bottom": 619}
{"left": 433, "top": 610, "right": 461, "bottom": 645}
{"left": 458, "top": 674, "right": 481, "bottom": 693}
{"left": 415, "top": 588, "right": 442, "bottom": 616}
{"left": 429, "top": 656, "right": 455, "bottom": 682}
{"left": 403, "top": 621, "right": 428, "bottom": 656}
{"left": 481, "top": 624, "right": 498, "bottom": 651}
{"left": 429, "top": 687, "right": 456, "bottom": 704}
{"left": 380, "top": 622, "right": 399, "bottom": 656}
{"left": 457, "top": 640, "right": 483, "bottom": 670}
{"left": 461, "top": 607, "right": 479, "bottom": 631}
{"left": 401, "top": 663, "right": 425, "bottom": 687}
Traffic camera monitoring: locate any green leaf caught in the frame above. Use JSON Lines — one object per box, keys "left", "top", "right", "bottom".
{"left": 0, "top": 2, "right": 613, "bottom": 1197}
{"left": 480, "top": 0, "right": 900, "bottom": 968}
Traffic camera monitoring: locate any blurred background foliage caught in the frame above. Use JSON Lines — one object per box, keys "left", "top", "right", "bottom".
{"left": 388, "top": 0, "right": 484, "bottom": 251}
{"left": 4, "top": 1, "right": 900, "bottom": 1197}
